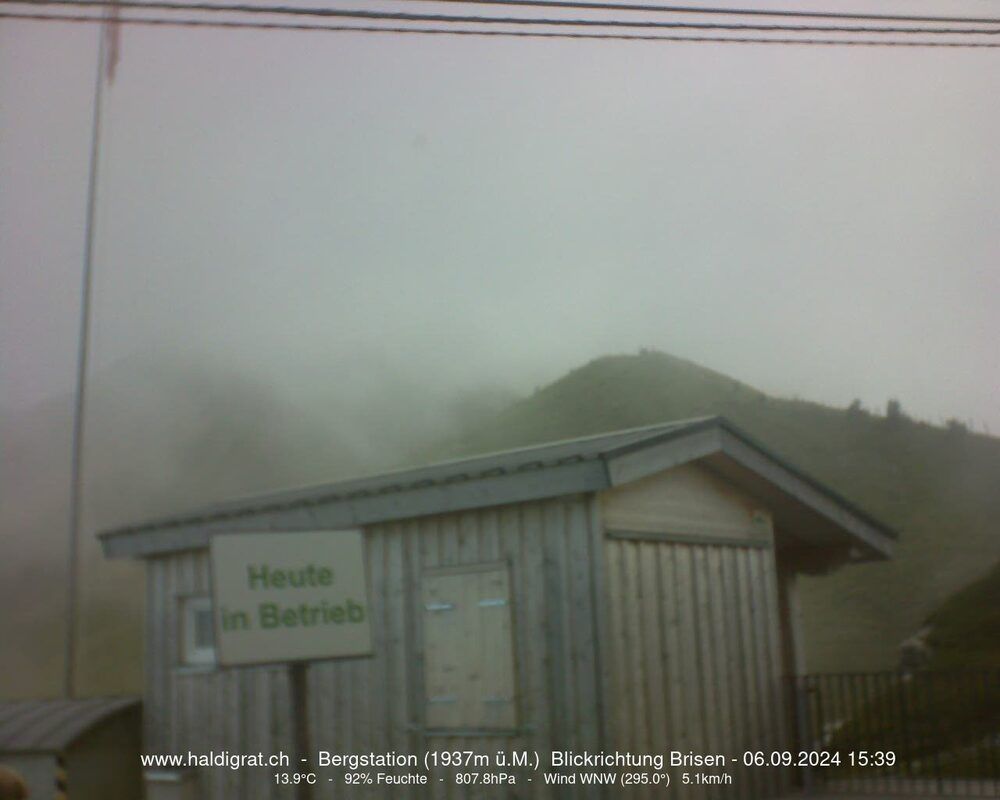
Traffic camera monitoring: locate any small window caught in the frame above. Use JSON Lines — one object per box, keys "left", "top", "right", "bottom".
{"left": 181, "top": 596, "right": 216, "bottom": 666}
{"left": 422, "top": 563, "right": 517, "bottom": 730}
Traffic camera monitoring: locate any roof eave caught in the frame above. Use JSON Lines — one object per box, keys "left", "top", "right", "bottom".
{"left": 99, "top": 416, "right": 896, "bottom": 563}
{"left": 101, "top": 457, "right": 609, "bottom": 559}
{"left": 715, "top": 425, "right": 896, "bottom": 558}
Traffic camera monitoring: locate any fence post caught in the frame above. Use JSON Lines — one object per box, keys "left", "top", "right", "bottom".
{"left": 930, "top": 672, "right": 944, "bottom": 795}
{"left": 793, "top": 675, "right": 815, "bottom": 794}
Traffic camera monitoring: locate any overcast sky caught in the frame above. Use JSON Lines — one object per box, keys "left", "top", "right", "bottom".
{"left": 3, "top": 0, "right": 999, "bottom": 432}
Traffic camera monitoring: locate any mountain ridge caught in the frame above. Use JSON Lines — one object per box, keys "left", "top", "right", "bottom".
{"left": 430, "top": 349, "right": 1000, "bottom": 671}
{"left": 3, "top": 347, "right": 998, "bottom": 698}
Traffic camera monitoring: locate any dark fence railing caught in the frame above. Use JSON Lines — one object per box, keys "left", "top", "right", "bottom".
{"left": 787, "top": 671, "right": 1000, "bottom": 796}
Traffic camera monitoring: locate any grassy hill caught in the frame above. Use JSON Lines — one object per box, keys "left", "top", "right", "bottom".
{"left": 430, "top": 350, "right": 1000, "bottom": 671}
{"left": 5, "top": 347, "right": 997, "bottom": 700}
{"left": 925, "top": 557, "right": 1000, "bottom": 669}
{"left": 825, "top": 559, "right": 1000, "bottom": 776}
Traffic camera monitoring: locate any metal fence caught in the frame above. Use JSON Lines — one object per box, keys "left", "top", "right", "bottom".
{"left": 787, "top": 671, "right": 1000, "bottom": 796}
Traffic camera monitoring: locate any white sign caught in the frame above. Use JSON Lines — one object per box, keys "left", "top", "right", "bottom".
{"left": 210, "top": 530, "right": 372, "bottom": 666}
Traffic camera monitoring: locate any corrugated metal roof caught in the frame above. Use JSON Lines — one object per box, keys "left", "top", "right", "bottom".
{"left": 0, "top": 696, "right": 139, "bottom": 753}
{"left": 98, "top": 416, "right": 898, "bottom": 560}
{"left": 101, "top": 417, "right": 713, "bottom": 538}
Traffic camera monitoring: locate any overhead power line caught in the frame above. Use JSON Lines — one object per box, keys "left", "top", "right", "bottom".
{"left": 394, "top": 0, "right": 1000, "bottom": 26}
{"left": 5, "top": 9, "right": 1000, "bottom": 47}
{"left": 4, "top": 0, "right": 999, "bottom": 35}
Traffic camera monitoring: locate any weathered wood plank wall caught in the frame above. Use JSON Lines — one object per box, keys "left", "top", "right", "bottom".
{"left": 145, "top": 494, "right": 603, "bottom": 800}
{"left": 604, "top": 538, "right": 786, "bottom": 800}
{"left": 144, "top": 463, "right": 792, "bottom": 800}
{"left": 146, "top": 551, "right": 295, "bottom": 800}
{"left": 600, "top": 464, "right": 789, "bottom": 800}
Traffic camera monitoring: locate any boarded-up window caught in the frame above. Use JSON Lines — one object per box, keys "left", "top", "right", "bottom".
{"left": 422, "top": 563, "right": 517, "bottom": 730}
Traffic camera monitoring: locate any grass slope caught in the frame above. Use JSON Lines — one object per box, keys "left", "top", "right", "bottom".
{"left": 925, "top": 558, "right": 1000, "bottom": 669}
{"left": 8, "top": 348, "right": 994, "bottom": 699}
{"left": 826, "top": 561, "right": 1000, "bottom": 777}
{"left": 434, "top": 350, "right": 1000, "bottom": 671}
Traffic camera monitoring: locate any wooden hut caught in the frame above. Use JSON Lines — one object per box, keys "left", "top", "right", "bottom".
{"left": 99, "top": 417, "right": 895, "bottom": 799}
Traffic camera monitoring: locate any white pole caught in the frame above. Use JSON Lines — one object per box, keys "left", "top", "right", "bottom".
{"left": 64, "top": 23, "right": 107, "bottom": 700}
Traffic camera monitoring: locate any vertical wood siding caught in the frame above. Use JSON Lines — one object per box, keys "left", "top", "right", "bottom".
{"left": 601, "top": 463, "right": 771, "bottom": 542}
{"left": 604, "top": 537, "right": 788, "bottom": 800}
{"left": 146, "top": 552, "right": 294, "bottom": 800}
{"left": 307, "top": 495, "right": 603, "bottom": 800}
{"left": 145, "top": 494, "right": 602, "bottom": 800}
{"left": 145, "top": 477, "right": 791, "bottom": 800}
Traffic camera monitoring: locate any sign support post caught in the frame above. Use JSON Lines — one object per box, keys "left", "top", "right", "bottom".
{"left": 291, "top": 662, "right": 314, "bottom": 800}
{"left": 209, "top": 528, "right": 373, "bottom": 797}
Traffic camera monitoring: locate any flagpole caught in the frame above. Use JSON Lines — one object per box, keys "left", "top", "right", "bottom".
{"left": 64, "top": 20, "right": 108, "bottom": 700}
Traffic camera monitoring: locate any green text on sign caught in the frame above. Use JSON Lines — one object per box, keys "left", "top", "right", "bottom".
{"left": 210, "top": 530, "right": 372, "bottom": 666}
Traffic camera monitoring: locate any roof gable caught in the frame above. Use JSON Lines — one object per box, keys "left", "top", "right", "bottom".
{"left": 99, "top": 417, "right": 895, "bottom": 560}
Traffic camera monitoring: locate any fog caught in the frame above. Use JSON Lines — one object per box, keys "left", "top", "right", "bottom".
{"left": 3, "top": 1, "right": 1000, "bottom": 436}
{"left": 2, "top": 1, "right": 1000, "bottom": 697}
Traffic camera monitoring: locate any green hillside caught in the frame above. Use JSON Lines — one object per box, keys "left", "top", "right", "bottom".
{"left": 6, "top": 349, "right": 995, "bottom": 699}
{"left": 432, "top": 350, "right": 1000, "bottom": 671}
{"left": 825, "top": 559, "right": 1000, "bottom": 776}
{"left": 925, "top": 558, "right": 1000, "bottom": 669}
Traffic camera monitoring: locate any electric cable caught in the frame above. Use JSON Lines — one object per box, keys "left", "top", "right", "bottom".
{"left": 3, "top": 0, "right": 998, "bottom": 35}
{"left": 4, "top": 8, "right": 1000, "bottom": 47}
{"left": 391, "top": 0, "right": 1000, "bottom": 26}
